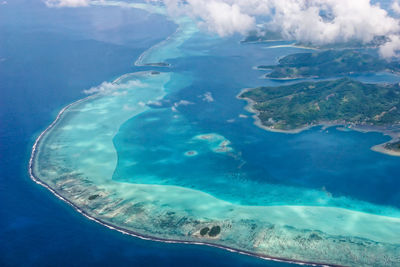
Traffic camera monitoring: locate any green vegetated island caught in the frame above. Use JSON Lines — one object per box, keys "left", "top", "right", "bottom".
{"left": 258, "top": 50, "right": 400, "bottom": 79}
{"left": 239, "top": 78, "right": 400, "bottom": 156}
{"left": 242, "top": 30, "right": 388, "bottom": 49}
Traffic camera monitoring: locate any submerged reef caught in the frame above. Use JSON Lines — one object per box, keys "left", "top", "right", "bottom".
{"left": 29, "top": 3, "right": 400, "bottom": 266}
{"left": 30, "top": 71, "right": 400, "bottom": 267}
{"left": 144, "top": 62, "right": 170, "bottom": 67}
{"left": 193, "top": 134, "right": 234, "bottom": 154}
{"left": 184, "top": 150, "right": 198, "bottom": 157}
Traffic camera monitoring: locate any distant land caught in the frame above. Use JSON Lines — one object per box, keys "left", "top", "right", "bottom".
{"left": 257, "top": 50, "right": 400, "bottom": 79}
{"left": 239, "top": 78, "right": 400, "bottom": 155}
{"left": 242, "top": 30, "right": 388, "bottom": 49}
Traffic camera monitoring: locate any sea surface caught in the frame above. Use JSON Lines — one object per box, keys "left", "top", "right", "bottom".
{"left": 2, "top": 0, "right": 400, "bottom": 266}
{"left": 0, "top": 0, "right": 292, "bottom": 266}
{"left": 113, "top": 37, "right": 400, "bottom": 211}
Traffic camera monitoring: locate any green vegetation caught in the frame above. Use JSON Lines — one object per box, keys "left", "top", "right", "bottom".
{"left": 240, "top": 78, "right": 400, "bottom": 131}
{"left": 144, "top": 62, "right": 170, "bottom": 67}
{"left": 88, "top": 194, "right": 99, "bottom": 200}
{"left": 199, "top": 225, "right": 221, "bottom": 237}
{"left": 243, "top": 30, "right": 387, "bottom": 48}
{"left": 296, "top": 36, "right": 389, "bottom": 49}
{"left": 384, "top": 141, "right": 400, "bottom": 152}
{"left": 200, "top": 227, "right": 210, "bottom": 236}
{"left": 208, "top": 226, "right": 221, "bottom": 237}
{"left": 259, "top": 50, "right": 400, "bottom": 79}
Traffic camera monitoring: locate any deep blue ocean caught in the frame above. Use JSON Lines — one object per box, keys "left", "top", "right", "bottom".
{"left": 113, "top": 29, "right": 400, "bottom": 211}
{"left": 0, "top": 0, "right": 296, "bottom": 266}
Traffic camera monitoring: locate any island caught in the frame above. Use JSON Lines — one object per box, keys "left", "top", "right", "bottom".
{"left": 385, "top": 140, "right": 400, "bottom": 152}
{"left": 372, "top": 140, "right": 400, "bottom": 156}
{"left": 257, "top": 50, "right": 400, "bottom": 79}
{"left": 29, "top": 3, "right": 400, "bottom": 266}
{"left": 243, "top": 29, "right": 388, "bottom": 49}
{"left": 239, "top": 78, "right": 400, "bottom": 155}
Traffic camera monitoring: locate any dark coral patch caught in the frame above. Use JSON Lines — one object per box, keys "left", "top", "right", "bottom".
{"left": 209, "top": 226, "right": 221, "bottom": 237}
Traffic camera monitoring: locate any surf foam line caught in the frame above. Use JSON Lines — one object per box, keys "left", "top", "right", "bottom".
{"left": 26, "top": 56, "right": 341, "bottom": 267}
{"left": 134, "top": 24, "right": 180, "bottom": 67}
{"left": 134, "top": 17, "right": 197, "bottom": 67}
{"left": 28, "top": 113, "right": 339, "bottom": 267}
{"left": 28, "top": 4, "right": 342, "bottom": 266}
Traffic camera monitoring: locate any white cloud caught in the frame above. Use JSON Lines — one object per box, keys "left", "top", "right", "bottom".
{"left": 191, "top": 1, "right": 255, "bottom": 36}
{"left": 83, "top": 80, "right": 145, "bottom": 95}
{"left": 44, "top": 0, "right": 90, "bottom": 7}
{"left": 45, "top": 0, "right": 400, "bottom": 58}
{"left": 392, "top": 0, "right": 400, "bottom": 14}
{"left": 152, "top": 0, "right": 400, "bottom": 58}
{"left": 379, "top": 34, "right": 400, "bottom": 59}
{"left": 265, "top": 0, "right": 399, "bottom": 45}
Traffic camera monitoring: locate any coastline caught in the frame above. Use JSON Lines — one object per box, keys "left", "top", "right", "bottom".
{"left": 134, "top": 16, "right": 194, "bottom": 67}
{"left": 26, "top": 3, "right": 400, "bottom": 266}
{"left": 371, "top": 144, "right": 400, "bottom": 157}
{"left": 262, "top": 43, "right": 317, "bottom": 50}
{"left": 237, "top": 88, "right": 400, "bottom": 156}
{"left": 237, "top": 88, "right": 312, "bottom": 134}
{"left": 263, "top": 75, "right": 319, "bottom": 80}
{"left": 28, "top": 168, "right": 334, "bottom": 267}
{"left": 26, "top": 21, "right": 335, "bottom": 264}
{"left": 240, "top": 39, "right": 285, "bottom": 44}
{"left": 27, "top": 85, "right": 345, "bottom": 267}
{"left": 246, "top": 39, "right": 380, "bottom": 51}
{"left": 26, "top": 29, "right": 345, "bottom": 266}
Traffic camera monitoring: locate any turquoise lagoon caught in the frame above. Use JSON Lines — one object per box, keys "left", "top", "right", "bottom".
{"left": 32, "top": 3, "right": 400, "bottom": 266}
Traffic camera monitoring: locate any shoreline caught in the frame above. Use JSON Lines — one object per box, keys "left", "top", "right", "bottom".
{"left": 134, "top": 16, "right": 186, "bottom": 67}
{"left": 261, "top": 43, "right": 317, "bottom": 50}
{"left": 243, "top": 39, "right": 381, "bottom": 51}
{"left": 27, "top": 31, "right": 343, "bottom": 266}
{"left": 27, "top": 3, "right": 398, "bottom": 265}
{"left": 28, "top": 171, "right": 336, "bottom": 267}
{"left": 28, "top": 85, "right": 345, "bottom": 267}
{"left": 371, "top": 144, "right": 400, "bottom": 157}
{"left": 263, "top": 75, "right": 319, "bottom": 80}
{"left": 237, "top": 88, "right": 311, "bottom": 134}
{"left": 237, "top": 88, "right": 400, "bottom": 156}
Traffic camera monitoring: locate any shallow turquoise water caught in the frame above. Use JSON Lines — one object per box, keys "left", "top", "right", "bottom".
{"left": 112, "top": 27, "right": 400, "bottom": 215}
{"left": 23, "top": 2, "right": 400, "bottom": 265}
{"left": 6, "top": 0, "right": 400, "bottom": 265}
